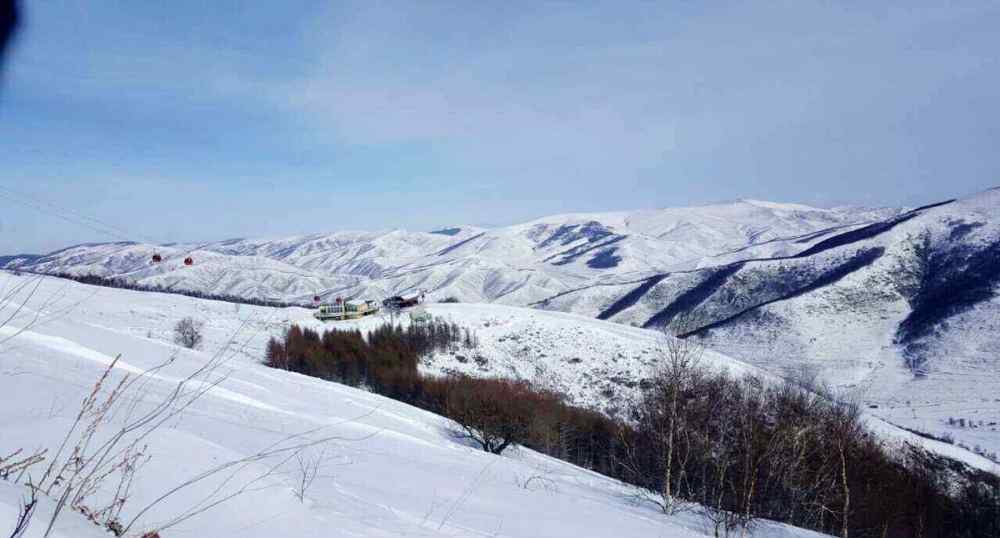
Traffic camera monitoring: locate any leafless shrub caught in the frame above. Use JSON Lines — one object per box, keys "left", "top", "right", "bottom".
{"left": 699, "top": 504, "right": 742, "bottom": 538}
{"left": 1, "top": 449, "right": 46, "bottom": 538}
{"left": 291, "top": 446, "right": 329, "bottom": 502}
{"left": 23, "top": 314, "right": 257, "bottom": 535}
{"left": 24, "top": 348, "right": 376, "bottom": 538}
{"left": 173, "top": 317, "right": 203, "bottom": 349}
{"left": 31, "top": 353, "right": 162, "bottom": 537}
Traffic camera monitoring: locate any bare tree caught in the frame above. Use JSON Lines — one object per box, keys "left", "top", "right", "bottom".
{"left": 173, "top": 317, "right": 204, "bottom": 349}
{"left": 734, "top": 376, "right": 776, "bottom": 537}
{"left": 446, "top": 377, "right": 536, "bottom": 454}
{"left": 825, "top": 399, "right": 864, "bottom": 538}
{"left": 656, "top": 312, "right": 704, "bottom": 514}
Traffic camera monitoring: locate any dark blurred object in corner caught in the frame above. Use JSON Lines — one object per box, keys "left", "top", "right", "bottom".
{"left": 1, "top": 0, "right": 19, "bottom": 73}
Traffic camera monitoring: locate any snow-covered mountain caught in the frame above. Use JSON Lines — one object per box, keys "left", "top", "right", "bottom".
{"left": 6, "top": 190, "right": 999, "bottom": 461}
{"left": 543, "top": 188, "right": 1000, "bottom": 459}
{"left": 6, "top": 199, "right": 899, "bottom": 305}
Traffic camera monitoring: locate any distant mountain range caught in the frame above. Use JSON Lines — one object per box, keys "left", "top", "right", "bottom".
{"left": 4, "top": 198, "right": 902, "bottom": 305}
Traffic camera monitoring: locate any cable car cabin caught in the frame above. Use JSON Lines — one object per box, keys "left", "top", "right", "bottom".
{"left": 313, "top": 300, "right": 380, "bottom": 321}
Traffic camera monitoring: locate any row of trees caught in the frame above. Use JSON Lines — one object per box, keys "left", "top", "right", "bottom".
{"left": 265, "top": 320, "right": 475, "bottom": 399}
{"left": 264, "top": 322, "right": 1000, "bottom": 537}
{"left": 265, "top": 323, "right": 620, "bottom": 468}
{"left": 622, "top": 364, "right": 1000, "bottom": 537}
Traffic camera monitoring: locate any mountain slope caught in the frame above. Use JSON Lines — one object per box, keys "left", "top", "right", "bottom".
{"left": 5, "top": 201, "right": 899, "bottom": 304}
{"left": 6, "top": 191, "right": 998, "bottom": 464}
{"left": 544, "top": 189, "right": 1000, "bottom": 461}
{"left": 0, "top": 272, "right": 832, "bottom": 538}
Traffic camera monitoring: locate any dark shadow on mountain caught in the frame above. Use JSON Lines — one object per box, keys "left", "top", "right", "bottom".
{"left": 436, "top": 232, "right": 486, "bottom": 256}
{"left": 537, "top": 221, "right": 613, "bottom": 249}
{"left": 550, "top": 235, "right": 626, "bottom": 266}
{"left": 678, "top": 247, "right": 886, "bottom": 336}
{"left": 642, "top": 263, "right": 745, "bottom": 329}
{"left": 596, "top": 274, "right": 669, "bottom": 320}
{"left": 586, "top": 247, "right": 622, "bottom": 269}
{"left": 794, "top": 200, "right": 953, "bottom": 259}
{"left": 896, "top": 238, "right": 1000, "bottom": 374}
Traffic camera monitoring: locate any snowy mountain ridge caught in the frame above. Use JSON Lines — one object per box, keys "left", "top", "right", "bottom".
{"left": 5, "top": 199, "right": 901, "bottom": 305}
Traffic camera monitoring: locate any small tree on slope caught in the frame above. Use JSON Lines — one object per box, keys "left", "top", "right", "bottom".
{"left": 173, "top": 317, "right": 204, "bottom": 349}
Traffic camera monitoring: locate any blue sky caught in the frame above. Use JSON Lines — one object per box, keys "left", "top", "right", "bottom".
{"left": 1, "top": 1, "right": 998, "bottom": 253}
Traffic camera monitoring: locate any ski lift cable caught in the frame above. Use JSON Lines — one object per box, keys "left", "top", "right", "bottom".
{"left": 0, "top": 185, "right": 164, "bottom": 245}
{"left": 0, "top": 191, "right": 311, "bottom": 354}
{"left": 0, "top": 186, "right": 204, "bottom": 264}
{"left": 0, "top": 186, "right": 332, "bottom": 301}
{"left": 0, "top": 188, "right": 187, "bottom": 267}
{"left": 0, "top": 187, "right": 218, "bottom": 263}
{"left": 0, "top": 188, "right": 137, "bottom": 243}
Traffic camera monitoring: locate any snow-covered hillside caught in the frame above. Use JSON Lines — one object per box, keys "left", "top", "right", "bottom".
{"left": 296, "top": 303, "right": 760, "bottom": 419}
{"left": 0, "top": 275, "right": 834, "bottom": 538}
{"left": 5, "top": 190, "right": 1000, "bottom": 468}
{"left": 6, "top": 200, "right": 898, "bottom": 305}
{"left": 546, "top": 188, "right": 1000, "bottom": 461}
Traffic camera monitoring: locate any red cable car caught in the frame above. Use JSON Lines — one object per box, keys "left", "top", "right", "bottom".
{"left": 151, "top": 254, "right": 162, "bottom": 263}
{"left": 183, "top": 257, "right": 194, "bottom": 266}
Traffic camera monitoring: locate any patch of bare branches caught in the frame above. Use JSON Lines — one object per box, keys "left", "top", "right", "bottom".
{"left": 173, "top": 317, "right": 204, "bottom": 349}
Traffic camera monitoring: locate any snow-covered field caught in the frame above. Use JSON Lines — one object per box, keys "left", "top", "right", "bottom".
{"left": 0, "top": 272, "right": 833, "bottom": 538}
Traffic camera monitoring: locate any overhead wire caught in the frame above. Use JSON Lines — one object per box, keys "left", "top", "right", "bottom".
{"left": 0, "top": 184, "right": 333, "bottom": 302}
{"left": 0, "top": 187, "right": 138, "bottom": 244}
